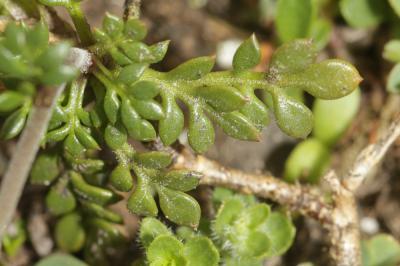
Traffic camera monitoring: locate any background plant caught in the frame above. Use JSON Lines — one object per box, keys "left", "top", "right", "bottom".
{"left": 0, "top": 0, "right": 398, "bottom": 266}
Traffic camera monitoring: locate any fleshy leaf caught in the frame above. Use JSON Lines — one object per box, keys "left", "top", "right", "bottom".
{"left": 272, "top": 91, "right": 313, "bottom": 139}
{"left": 139, "top": 217, "right": 171, "bottom": 248}
{"left": 30, "top": 153, "right": 60, "bottom": 185}
{"left": 127, "top": 175, "right": 158, "bottom": 217}
{"left": 383, "top": 40, "right": 400, "bottom": 63}
{"left": 284, "top": 138, "right": 331, "bottom": 183}
{"left": 362, "top": 234, "right": 400, "bottom": 266}
{"left": 232, "top": 34, "right": 261, "bottom": 72}
{"left": 313, "top": 88, "right": 361, "bottom": 145}
{"left": 261, "top": 212, "right": 296, "bottom": 257}
{"left": 188, "top": 105, "right": 215, "bottom": 153}
{"left": 35, "top": 254, "right": 88, "bottom": 266}
{"left": 276, "top": 0, "right": 312, "bottom": 42}
{"left": 147, "top": 235, "right": 185, "bottom": 266}
{"left": 157, "top": 186, "right": 201, "bottom": 228}
{"left": 55, "top": 212, "right": 86, "bottom": 252}
{"left": 167, "top": 56, "right": 215, "bottom": 80}
{"left": 387, "top": 63, "right": 400, "bottom": 93}
{"left": 46, "top": 177, "right": 76, "bottom": 215}
{"left": 110, "top": 164, "right": 133, "bottom": 192}
{"left": 183, "top": 236, "right": 219, "bottom": 266}
{"left": 339, "top": 0, "right": 389, "bottom": 28}
{"left": 159, "top": 92, "right": 184, "bottom": 145}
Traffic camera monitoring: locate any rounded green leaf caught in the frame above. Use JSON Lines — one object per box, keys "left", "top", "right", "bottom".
{"left": 313, "top": 88, "right": 361, "bottom": 146}
{"left": 157, "top": 186, "right": 201, "bottom": 228}
{"left": 215, "top": 111, "right": 260, "bottom": 141}
{"left": 390, "top": 0, "right": 400, "bottom": 17}
{"left": 35, "top": 254, "right": 87, "bottom": 266}
{"left": 130, "top": 98, "right": 164, "bottom": 120}
{"left": 26, "top": 22, "right": 49, "bottom": 52}
{"left": 117, "top": 63, "right": 147, "bottom": 84}
{"left": 276, "top": 0, "right": 312, "bottom": 42}
{"left": 139, "top": 217, "right": 171, "bottom": 248}
{"left": 0, "top": 108, "right": 27, "bottom": 140}
{"left": 183, "top": 236, "right": 219, "bottom": 266}
{"left": 110, "top": 164, "right": 133, "bottom": 192}
{"left": 124, "top": 19, "right": 147, "bottom": 41}
{"left": 64, "top": 133, "right": 85, "bottom": 156}
{"left": 55, "top": 213, "right": 85, "bottom": 252}
{"left": 30, "top": 153, "right": 60, "bottom": 185}
{"left": 232, "top": 34, "right": 261, "bottom": 72}
{"left": 149, "top": 40, "right": 170, "bottom": 63}
{"left": 104, "top": 124, "right": 127, "bottom": 150}
{"left": 128, "top": 80, "right": 160, "bottom": 100}
{"left": 195, "top": 85, "right": 246, "bottom": 112}
{"left": 244, "top": 231, "right": 271, "bottom": 258}
{"left": 120, "top": 41, "right": 153, "bottom": 63}
{"left": 269, "top": 39, "right": 318, "bottom": 76}
{"left": 159, "top": 92, "right": 184, "bottom": 145}
{"left": 188, "top": 105, "right": 215, "bottom": 153}
{"left": 81, "top": 202, "right": 123, "bottom": 224}
{"left": 245, "top": 204, "right": 270, "bottom": 229}
{"left": 213, "top": 198, "right": 244, "bottom": 236}
{"left": 362, "top": 234, "right": 400, "bottom": 266}
{"left": 103, "top": 13, "right": 124, "bottom": 38}
{"left": 261, "top": 212, "right": 295, "bottom": 257}
{"left": 0, "top": 91, "right": 26, "bottom": 113}
{"left": 70, "top": 171, "right": 119, "bottom": 206}
{"left": 239, "top": 89, "right": 270, "bottom": 131}
{"left": 167, "top": 56, "right": 215, "bottom": 80}
{"left": 284, "top": 138, "right": 331, "bottom": 183}
{"left": 127, "top": 176, "right": 158, "bottom": 217}
{"left": 383, "top": 40, "right": 400, "bottom": 63}
{"left": 121, "top": 99, "right": 156, "bottom": 141}
{"left": 135, "top": 151, "right": 172, "bottom": 169}
{"left": 74, "top": 126, "right": 99, "bottom": 150}
{"left": 46, "top": 178, "right": 76, "bottom": 215}
{"left": 158, "top": 170, "right": 201, "bottom": 192}
{"left": 147, "top": 235, "right": 185, "bottom": 265}
{"left": 272, "top": 92, "right": 313, "bottom": 139}
{"left": 339, "top": 0, "right": 389, "bottom": 28}
{"left": 387, "top": 63, "right": 400, "bottom": 93}
{"left": 103, "top": 89, "right": 120, "bottom": 124}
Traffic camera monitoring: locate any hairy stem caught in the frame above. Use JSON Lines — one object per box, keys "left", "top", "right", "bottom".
{"left": 124, "top": 0, "right": 141, "bottom": 20}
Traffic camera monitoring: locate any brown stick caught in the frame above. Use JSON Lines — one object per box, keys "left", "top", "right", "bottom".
{"left": 174, "top": 148, "right": 333, "bottom": 225}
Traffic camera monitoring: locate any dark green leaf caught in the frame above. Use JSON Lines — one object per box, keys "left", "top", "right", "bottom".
{"left": 104, "top": 124, "right": 127, "bottom": 150}
{"left": 135, "top": 151, "right": 172, "bottom": 169}
{"left": 195, "top": 85, "right": 246, "bottom": 112}
{"left": 127, "top": 175, "right": 158, "bottom": 216}
{"left": 74, "top": 126, "right": 99, "bottom": 150}
{"left": 117, "top": 63, "right": 147, "bottom": 84}
{"left": 159, "top": 92, "right": 184, "bottom": 145}
{"left": 232, "top": 34, "right": 261, "bottom": 72}
{"left": 216, "top": 111, "right": 260, "bottom": 141}
{"left": 157, "top": 186, "right": 201, "bottom": 228}
{"left": 0, "top": 108, "right": 27, "bottom": 140}
{"left": 110, "top": 164, "right": 133, "bottom": 192}
{"left": 46, "top": 177, "right": 76, "bottom": 215}
{"left": 272, "top": 91, "right": 313, "bottom": 139}
{"left": 130, "top": 98, "right": 164, "bottom": 120}
{"left": 121, "top": 99, "right": 156, "bottom": 141}
{"left": 55, "top": 212, "right": 85, "bottom": 252}
{"left": 103, "top": 89, "right": 120, "bottom": 124}
{"left": 103, "top": 13, "right": 124, "bottom": 38}
{"left": 64, "top": 133, "right": 85, "bottom": 156}
{"left": 124, "top": 19, "right": 147, "bottom": 41}
{"left": 0, "top": 91, "right": 26, "bottom": 113}
{"left": 161, "top": 170, "right": 200, "bottom": 192}
{"left": 30, "top": 153, "right": 60, "bottom": 185}
{"left": 188, "top": 105, "right": 215, "bottom": 153}
{"left": 70, "top": 171, "right": 119, "bottom": 206}
{"left": 139, "top": 217, "right": 171, "bottom": 248}
{"left": 128, "top": 80, "right": 160, "bottom": 100}
{"left": 35, "top": 254, "right": 87, "bottom": 266}
{"left": 167, "top": 56, "right": 215, "bottom": 80}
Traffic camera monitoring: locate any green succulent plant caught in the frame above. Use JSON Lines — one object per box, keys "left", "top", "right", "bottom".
{"left": 0, "top": 1, "right": 366, "bottom": 265}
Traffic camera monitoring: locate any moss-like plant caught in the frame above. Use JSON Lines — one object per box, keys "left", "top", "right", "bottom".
{"left": 0, "top": 0, "right": 367, "bottom": 265}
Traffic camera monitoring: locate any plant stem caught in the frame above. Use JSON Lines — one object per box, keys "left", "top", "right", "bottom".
{"left": 124, "top": 0, "right": 141, "bottom": 20}
{"left": 66, "top": 2, "right": 93, "bottom": 46}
